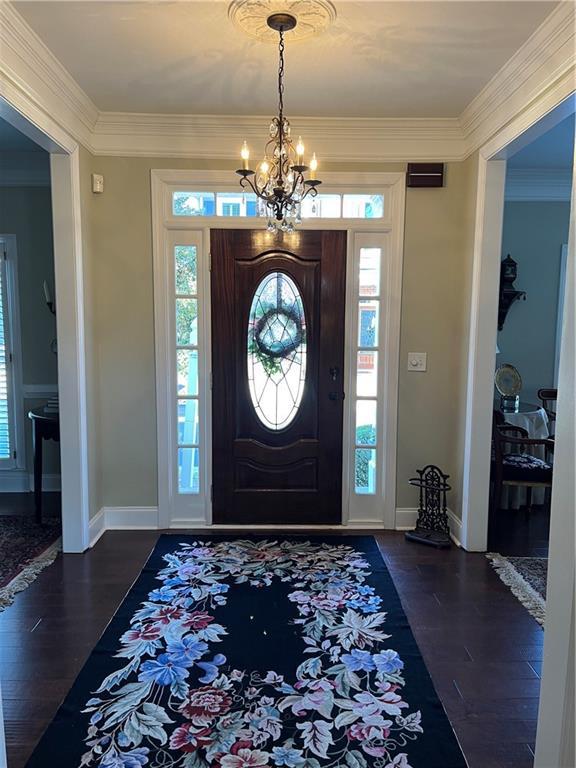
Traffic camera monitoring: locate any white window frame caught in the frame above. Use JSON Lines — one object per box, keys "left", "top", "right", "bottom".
{"left": 152, "top": 170, "right": 405, "bottom": 529}
{"left": 0, "top": 235, "right": 25, "bottom": 471}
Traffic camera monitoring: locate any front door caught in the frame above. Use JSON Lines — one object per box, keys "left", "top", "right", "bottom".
{"left": 211, "top": 229, "right": 346, "bottom": 524}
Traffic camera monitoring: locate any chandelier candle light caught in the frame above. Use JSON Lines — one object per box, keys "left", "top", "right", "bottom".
{"left": 236, "top": 13, "right": 321, "bottom": 232}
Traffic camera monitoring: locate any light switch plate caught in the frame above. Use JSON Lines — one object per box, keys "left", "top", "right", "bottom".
{"left": 408, "top": 352, "right": 427, "bottom": 372}
{"left": 91, "top": 173, "right": 104, "bottom": 194}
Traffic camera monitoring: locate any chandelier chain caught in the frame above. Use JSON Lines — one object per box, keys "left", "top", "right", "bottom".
{"left": 277, "top": 28, "right": 285, "bottom": 187}
{"left": 278, "top": 28, "right": 285, "bottom": 124}
{"left": 235, "top": 15, "right": 321, "bottom": 230}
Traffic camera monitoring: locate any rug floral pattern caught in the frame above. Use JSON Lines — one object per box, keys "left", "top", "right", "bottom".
{"left": 81, "top": 539, "right": 424, "bottom": 768}
{"left": 0, "top": 516, "right": 60, "bottom": 590}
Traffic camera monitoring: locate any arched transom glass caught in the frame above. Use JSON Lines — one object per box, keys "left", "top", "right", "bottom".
{"left": 247, "top": 271, "right": 307, "bottom": 430}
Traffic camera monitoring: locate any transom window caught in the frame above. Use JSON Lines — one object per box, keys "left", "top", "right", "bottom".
{"left": 172, "top": 191, "right": 384, "bottom": 219}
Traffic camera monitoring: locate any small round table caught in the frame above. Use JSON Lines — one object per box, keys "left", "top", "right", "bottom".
{"left": 28, "top": 408, "right": 60, "bottom": 523}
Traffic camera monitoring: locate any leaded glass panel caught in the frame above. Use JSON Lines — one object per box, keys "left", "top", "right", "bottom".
{"left": 247, "top": 271, "right": 307, "bottom": 430}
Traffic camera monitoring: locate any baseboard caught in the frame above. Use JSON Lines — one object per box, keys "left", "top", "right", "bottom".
{"left": 0, "top": 470, "right": 29, "bottom": 492}
{"left": 102, "top": 506, "right": 159, "bottom": 530}
{"left": 29, "top": 474, "right": 61, "bottom": 492}
{"left": 447, "top": 509, "right": 463, "bottom": 548}
{"left": 395, "top": 508, "right": 419, "bottom": 530}
{"left": 0, "top": 471, "right": 61, "bottom": 492}
{"left": 88, "top": 508, "right": 106, "bottom": 548}
{"left": 395, "top": 507, "right": 463, "bottom": 547}
{"left": 89, "top": 506, "right": 464, "bottom": 547}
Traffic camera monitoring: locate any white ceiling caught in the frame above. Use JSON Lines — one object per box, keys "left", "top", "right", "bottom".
{"left": 14, "top": 1, "right": 558, "bottom": 118}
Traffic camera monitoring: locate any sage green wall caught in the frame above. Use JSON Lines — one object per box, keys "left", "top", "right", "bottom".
{"left": 80, "top": 154, "right": 478, "bottom": 516}
{"left": 398, "top": 154, "right": 478, "bottom": 512}
{"left": 0, "top": 182, "right": 60, "bottom": 475}
{"left": 79, "top": 145, "right": 102, "bottom": 518}
{"left": 499, "top": 200, "right": 571, "bottom": 404}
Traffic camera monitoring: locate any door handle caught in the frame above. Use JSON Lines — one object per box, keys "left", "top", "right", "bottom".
{"left": 329, "top": 391, "right": 345, "bottom": 401}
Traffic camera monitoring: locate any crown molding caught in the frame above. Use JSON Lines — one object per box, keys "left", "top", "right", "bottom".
{"left": 91, "top": 112, "right": 464, "bottom": 161}
{"left": 0, "top": 2, "right": 573, "bottom": 164}
{"left": 505, "top": 167, "right": 573, "bottom": 201}
{"left": 0, "top": 1, "right": 98, "bottom": 150}
{"left": 461, "top": 1, "right": 576, "bottom": 156}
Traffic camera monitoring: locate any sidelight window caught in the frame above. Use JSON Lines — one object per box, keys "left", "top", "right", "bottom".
{"left": 175, "top": 245, "right": 200, "bottom": 493}
{"left": 247, "top": 271, "right": 307, "bottom": 431}
{"left": 354, "top": 247, "right": 382, "bottom": 494}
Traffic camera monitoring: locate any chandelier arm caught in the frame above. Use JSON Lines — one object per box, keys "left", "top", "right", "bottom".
{"left": 241, "top": 173, "right": 283, "bottom": 215}
{"left": 239, "top": 175, "right": 259, "bottom": 197}
{"left": 301, "top": 184, "right": 319, "bottom": 202}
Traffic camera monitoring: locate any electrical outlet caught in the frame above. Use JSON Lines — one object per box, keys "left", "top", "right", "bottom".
{"left": 408, "top": 352, "right": 427, "bottom": 372}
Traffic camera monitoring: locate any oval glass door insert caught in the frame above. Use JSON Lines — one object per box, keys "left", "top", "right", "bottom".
{"left": 247, "top": 271, "right": 307, "bottom": 430}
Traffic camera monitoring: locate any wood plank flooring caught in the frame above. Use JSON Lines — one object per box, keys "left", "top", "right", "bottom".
{"left": 1, "top": 530, "right": 544, "bottom": 768}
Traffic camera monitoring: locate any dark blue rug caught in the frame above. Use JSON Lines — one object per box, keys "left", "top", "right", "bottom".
{"left": 26, "top": 535, "right": 467, "bottom": 768}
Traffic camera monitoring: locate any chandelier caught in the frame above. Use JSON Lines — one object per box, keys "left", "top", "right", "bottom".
{"left": 236, "top": 13, "right": 321, "bottom": 232}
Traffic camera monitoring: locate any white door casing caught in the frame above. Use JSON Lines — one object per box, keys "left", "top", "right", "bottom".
{"left": 0, "top": 97, "right": 90, "bottom": 553}
{"left": 151, "top": 170, "right": 406, "bottom": 530}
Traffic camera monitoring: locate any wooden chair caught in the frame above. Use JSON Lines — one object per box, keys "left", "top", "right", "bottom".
{"left": 491, "top": 412, "right": 554, "bottom": 513}
{"left": 538, "top": 388, "right": 557, "bottom": 435}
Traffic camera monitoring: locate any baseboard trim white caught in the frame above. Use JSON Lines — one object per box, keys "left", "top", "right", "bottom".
{"left": 29, "top": 473, "right": 61, "bottom": 492}
{"left": 89, "top": 506, "right": 464, "bottom": 547}
{"left": 447, "top": 509, "right": 463, "bottom": 548}
{"left": 102, "top": 506, "right": 159, "bottom": 530}
{"left": 88, "top": 508, "right": 106, "bottom": 548}
{"left": 395, "top": 507, "right": 463, "bottom": 548}
{"left": 394, "top": 508, "right": 419, "bottom": 530}
{"left": 0, "top": 471, "right": 61, "bottom": 493}
{"left": 0, "top": 470, "right": 28, "bottom": 493}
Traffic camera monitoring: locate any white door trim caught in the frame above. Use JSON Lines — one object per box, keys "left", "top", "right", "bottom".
{"left": 554, "top": 243, "right": 568, "bottom": 385}
{"left": 534, "top": 153, "right": 575, "bottom": 768}
{"left": 151, "top": 170, "right": 405, "bottom": 529}
{"left": 0, "top": 99, "right": 90, "bottom": 553}
{"left": 461, "top": 93, "right": 575, "bottom": 552}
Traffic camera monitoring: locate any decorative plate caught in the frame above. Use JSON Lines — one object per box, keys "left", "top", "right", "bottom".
{"left": 495, "top": 363, "right": 522, "bottom": 396}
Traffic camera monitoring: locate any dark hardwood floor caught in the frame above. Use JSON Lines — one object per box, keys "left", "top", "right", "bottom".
{"left": 0, "top": 530, "right": 543, "bottom": 768}
{"left": 488, "top": 503, "right": 551, "bottom": 556}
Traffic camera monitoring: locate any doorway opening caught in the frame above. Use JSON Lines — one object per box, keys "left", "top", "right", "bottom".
{"left": 489, "top": 112, "right": 574, "bottom": 557}
{"left": 0, "top": 117, "right": 62, "bottom": 576}
{"left": 0, "top": 97, "right": 90, "bottom": 553}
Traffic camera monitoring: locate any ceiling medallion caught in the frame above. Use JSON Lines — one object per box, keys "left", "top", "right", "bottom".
{"left": 228, "top": 0, "right": 336, "bottom": 43}
{"left": 235, "top": 12, "right": 322, "bottom": 231}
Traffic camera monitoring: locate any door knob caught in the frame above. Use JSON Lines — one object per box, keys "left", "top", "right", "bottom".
{"left": 329, "top": 391, "right": 345, "bottom": 401}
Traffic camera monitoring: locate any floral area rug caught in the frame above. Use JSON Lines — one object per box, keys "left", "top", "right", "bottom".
{"left": 25, "top": 536, "right": 466, "bottom": 768}
{"left": 0, "top": 515, "right": 61, "bottom": 611}
{"left": 487, "top": 553, "right": 547, "bottom": 626}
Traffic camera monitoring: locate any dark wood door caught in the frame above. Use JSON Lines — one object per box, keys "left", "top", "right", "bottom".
{"left": 211, "top": 229, "right": 346, "bottom": 524}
